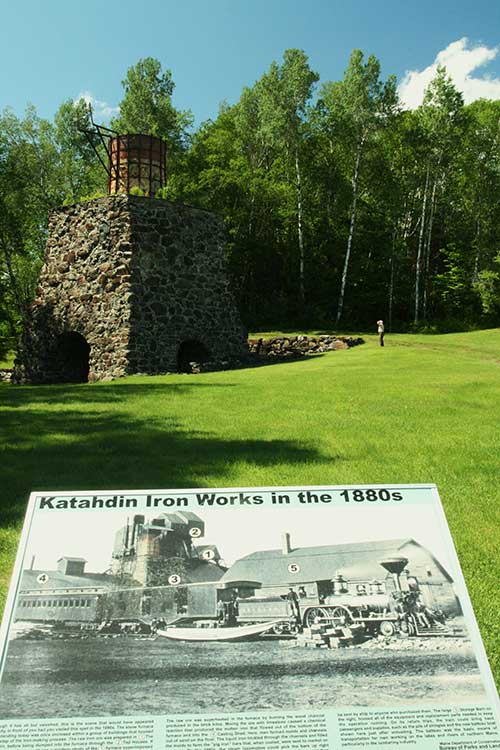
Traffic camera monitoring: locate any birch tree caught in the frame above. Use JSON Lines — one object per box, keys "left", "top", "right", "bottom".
{"left": 256, "top": 49, "right": 319, "bottom": 306}
{"left": 320, "top": 50, "right": 398, "bottom": 325}
{"left": 414, "top": 67, "right": 464, "bottom": 323}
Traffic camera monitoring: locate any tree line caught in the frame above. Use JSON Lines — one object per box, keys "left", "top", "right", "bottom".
{"left": 1, "top": 50, "right": 500, "bottom": 355}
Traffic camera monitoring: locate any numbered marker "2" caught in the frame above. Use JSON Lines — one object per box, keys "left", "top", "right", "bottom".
{"left": 189, "top": 527, "right": 202, "bottom": 538}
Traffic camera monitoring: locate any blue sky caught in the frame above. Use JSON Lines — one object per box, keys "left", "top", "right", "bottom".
{"left": 2, "top": 0, "right": 500, "bottom": 126}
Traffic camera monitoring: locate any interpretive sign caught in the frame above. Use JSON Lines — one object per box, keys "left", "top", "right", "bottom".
{"left": 0, "top": 484, "right": 499, "bottom": 749}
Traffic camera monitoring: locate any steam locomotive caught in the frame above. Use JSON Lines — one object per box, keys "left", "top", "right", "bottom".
{"left": 227, "top": 556, "right": 447, "bottom": 638}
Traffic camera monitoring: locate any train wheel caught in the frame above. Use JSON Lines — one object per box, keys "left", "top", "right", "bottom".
{"left": 329, "top": 605, "right": 353, "bottom": 627}
{"left": 304, "top": 607, "right": 327, "bottom": 628}
{"left": 272, "top": 622, "right": 285, "bottom": 635}
{"left": 379, "top": 620, "right": 396, "bottom": 637}
{"left": 402, "top": 615, "right": 417, "bottom": 636}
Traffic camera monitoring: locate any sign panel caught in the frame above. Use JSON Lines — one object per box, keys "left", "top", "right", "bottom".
{"left": 0, "top": 484, "right": 499, "bottom": 749}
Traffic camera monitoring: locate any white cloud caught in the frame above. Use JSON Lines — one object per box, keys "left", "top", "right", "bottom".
{"left": 74, "top": 91, "right": 119, "bottom": 121}
{"left": 398, "top": 38, "right": 500, "bottom": 109}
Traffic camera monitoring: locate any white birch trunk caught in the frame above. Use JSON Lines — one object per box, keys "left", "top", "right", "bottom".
{"left": 414, "top": 160, "right": 430, "bottom": 325}
{"left": 473, "top": 218, "right": 481, "bottom": 283}
{"left": 336, "top": 138, "right": 363, "bottom": 326}
{"left": 422, "top": 178, "right": 437, "bottom": 320}
{"left": 389, "top": 227, "right": 396, "bottom": 332}
{"left": 295, "top": 148, "right": 305, "bottom": 304}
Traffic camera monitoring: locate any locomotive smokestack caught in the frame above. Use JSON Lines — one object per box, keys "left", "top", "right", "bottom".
{"left": 282, "top": 532, "right": 292, "bottom": 555}
{"left": 379, "top": 556, "right": 409, "bottom": 592}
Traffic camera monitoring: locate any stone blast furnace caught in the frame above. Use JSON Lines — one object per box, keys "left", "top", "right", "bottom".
{"left": 14, "top": 194, "right": 248, "bottom": 383}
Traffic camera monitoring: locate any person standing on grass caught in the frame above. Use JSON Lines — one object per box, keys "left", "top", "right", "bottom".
{"left": 377, "top": 319, "right": 385, "bottom": 347}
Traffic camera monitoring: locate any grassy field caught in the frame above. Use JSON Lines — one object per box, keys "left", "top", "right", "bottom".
{"left": 1, "top": 330, "right": 499, "bottom": 686}
{"left": 0, "top": 351, "right": 15, "bottom": 369}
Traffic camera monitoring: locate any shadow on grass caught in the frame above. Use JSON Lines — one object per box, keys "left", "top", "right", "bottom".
{"left": 1, "top": 354, "right": 327, "bottom": 407}
{"left": 0, "top": 381, "right": 330, "bottom": 526}
{"left": 1, "top": 381, "right": 235, "bottom": 408}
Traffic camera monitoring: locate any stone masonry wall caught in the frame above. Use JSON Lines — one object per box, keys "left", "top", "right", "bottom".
{"left": 14, "top": 195, "right": 247, "bottom": 383}
{"left": 16, "top": 198, "right": 133, "bottom": 383}
{"left": 127, "top": 198, "right": 247, "bottom": 373}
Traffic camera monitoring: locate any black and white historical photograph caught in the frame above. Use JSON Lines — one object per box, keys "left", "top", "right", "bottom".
{"left": 0, "top": 497, "right": 486, "bottom": 718}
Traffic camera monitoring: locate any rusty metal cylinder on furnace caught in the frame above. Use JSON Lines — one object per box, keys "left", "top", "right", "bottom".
{"left": 108, "top": 134, "right": 166, "bottom": 196}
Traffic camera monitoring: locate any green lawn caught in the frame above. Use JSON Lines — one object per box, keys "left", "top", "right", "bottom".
{"left": 0, "top": 351, "right": 15, "bottom": 368}
{"left": 1, "top": 330, "right": 499, "bottom": 685}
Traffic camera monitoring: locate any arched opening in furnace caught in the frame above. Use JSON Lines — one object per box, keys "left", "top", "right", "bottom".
{"left": 177, "top": 340, "right": 210, "bottom": 373}
{"left": 55, "top": 332, "right": 91, "bottom": 383}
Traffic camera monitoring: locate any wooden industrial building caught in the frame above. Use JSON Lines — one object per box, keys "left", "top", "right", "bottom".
{"left": 219, "top": 536, "right": 461, "bottom": 616}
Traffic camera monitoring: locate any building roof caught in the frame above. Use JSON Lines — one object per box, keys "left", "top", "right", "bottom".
{"left": 220, "top": 538, "right": 452, "bottom": 587}
{"left": 20, "top": 569, "right": 114, "bottom": 593}
{"left": 20, "top": 558, "right": 225, "bottom": 594}
{"left": 184, "top": 561, "right": 226, "bottom": 584}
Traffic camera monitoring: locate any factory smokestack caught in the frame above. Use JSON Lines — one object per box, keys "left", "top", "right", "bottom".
{"left": 124, "top": 517, "right": 130, "bottom": 550}
{"left": 282, "top": 532, "right": 292, "bottom": 555}
{"left": 131, "top": 514, "right": 145, "bottom": 549}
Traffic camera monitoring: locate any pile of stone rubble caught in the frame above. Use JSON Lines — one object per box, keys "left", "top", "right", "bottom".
{"left": 248, "top": 334, "right": 364, "bottom": 356}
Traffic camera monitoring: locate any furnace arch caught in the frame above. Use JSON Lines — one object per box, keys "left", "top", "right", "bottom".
{"left": 54, "top": 331, "right": 91, "bottom": 383}
{"left": 177, "top": 339, "right": 210, "bottom": 372}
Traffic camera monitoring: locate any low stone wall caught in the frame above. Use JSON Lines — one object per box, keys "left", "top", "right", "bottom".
{"left": 183, "top": 335, "right": 364, "bottom": 373}
{"left": 248, "top": 335, "right": 364, "bottom": 357}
